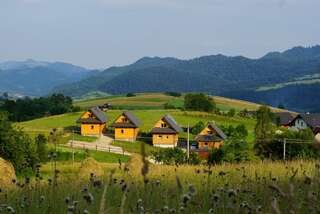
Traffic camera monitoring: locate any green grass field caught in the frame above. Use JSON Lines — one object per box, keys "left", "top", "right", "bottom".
{"left": 74, "top": 93, "right": 284, "bottom": 112}
{"left": 1, "top": 158, "right": 319, "bottom": 213}
{"left": 17, "top": 109, "right": 257, "bottom": 142}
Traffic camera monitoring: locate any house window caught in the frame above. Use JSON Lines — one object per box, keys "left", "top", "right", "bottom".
{"left": 91, "top": 125, "right": 94, "bottom": 130}
{"left": 161, "top": 123, "right": 167, "bottom": 128}
{"left": 121, "top": 129, "right": 124, "bottom": 134}
{"left": 159, "top": 135, "right": 162, "bottom": 138}
{"left": 166, "top": 136, "right": 169, "bottom": 139}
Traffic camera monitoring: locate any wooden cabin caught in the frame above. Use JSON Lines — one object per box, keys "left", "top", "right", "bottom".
{"left": 195, "top": 122, "right": 227, "bottom": 150}
{"left": 77, "top": 107, "right": 107, "bottom": 136}
{"left": 151, "top": 115, "right": 182, "bottom": 148}
{"left": 112, "top": 111, "right": 141, "bottom": 142}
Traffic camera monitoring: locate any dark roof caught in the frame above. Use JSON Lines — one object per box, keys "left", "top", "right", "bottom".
{"left": 314, "top": 127, "right": 320, "bottom": 134}
{"left": 151, "top": 128, "right": 178, "bottom": 134}
{"left": 112, "top": 123, "right": 137, "bottom": 128}
{"left": 274, "top": 112, "right": 295, "bottom": 126}
{"left": 207, "top": 122, "right": 227, "bottom": 140}
{"left": 292, "top": 113, "right": 320, "bottom": 130}
{"left": 111, "top": 111, "right": 141, "bottom": 128}
{"left": 123, "top": 111, "right": 141, "bottom": 127}
{"left": 195, "top": 135, "right": 223, "bottom": 142}
{"left": 77, "top": 107, "right": 107, "bottom": 124}
{"left": 162, "top": 115, "right": 182, "bottom": 133}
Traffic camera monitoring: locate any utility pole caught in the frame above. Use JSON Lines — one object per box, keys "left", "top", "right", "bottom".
{"left": 187, "top": 123, "right": 190, "bottom": 160}
{"left": 72, "top": 129, "right": 75, "bottom": 166}
{"left": 283, "top": 138, "right": 286, "bottom": 161}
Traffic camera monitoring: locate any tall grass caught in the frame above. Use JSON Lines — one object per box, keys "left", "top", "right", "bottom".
{"left": 1, "top": 159, "right": 319, "bottom": 213}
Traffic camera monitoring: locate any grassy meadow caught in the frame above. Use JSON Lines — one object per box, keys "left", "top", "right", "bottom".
{"left": 74, "top": 93, "right": 286, "bottom": 112}
{"left": 1, "top": 156, "right": 320, "bottom": 213}
{"left": 17, "top": 109, "right": 257, "bottom": 142}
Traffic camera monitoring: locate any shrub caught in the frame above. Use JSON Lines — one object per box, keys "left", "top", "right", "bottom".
{"left": 0, "top": 112, "right": 40, "bottom": 172}
{"left": 184, "top": 93, "right": 215, "bottom": 112}
{"left": 227, "top": 108, "right": 236, "bottom": 117}
{"left": 191, "top": 121, "right": 205, "bottom": 135}
{"left": 126, "top": 93, "right": 136, "bottom": 97}
{"left": 152, "top": 148, "right": 187, "bottom": 165}
{"left": 164, "top": 92, "right": 182, "bottom": 97}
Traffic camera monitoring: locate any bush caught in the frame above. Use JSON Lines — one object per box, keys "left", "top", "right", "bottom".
{"left": 152, "top": 148, "right": 190, "bottom": 165}
{"left": 184, "top": 93, "right": 215, "bottom": 112}
{"left": 164, "top": 103, "right": 176, "bottom": 109}
{"left": 164, "top": 92, "right": 182, "bottom": 97}
{"left": 0, "top": 112, "right": 41, "bottom": 172}
{"left": 126, "top": 93, "right": 136, "bottom": 97}
{"left": 191, "top": 121, "right": 205, "bottom": 135}
{"left": 227, "top": 108, "right": 236, "bottom": 117}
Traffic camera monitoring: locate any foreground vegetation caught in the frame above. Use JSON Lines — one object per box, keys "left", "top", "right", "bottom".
{"left": 1, "top": 157, "right": 320, "bottom": 213}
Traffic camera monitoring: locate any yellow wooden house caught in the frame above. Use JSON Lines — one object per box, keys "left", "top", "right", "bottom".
{"left": 112, "top": 111, "right": 141, "bottom": 142}
{"left": 77, "top": 107, "right": 107, "bottom": 136}
{"left": 195, "top": 121, "right": 227, "bottom": 150}
{"left": 151, "top": 115, "right": 182, "bottom": 148}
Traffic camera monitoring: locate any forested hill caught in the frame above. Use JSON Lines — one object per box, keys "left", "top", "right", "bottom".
{"left": 53, "top": 46, "right": 320, "bottom": 112}
{"left": 0, "top": 59, "right": 95, "bottom": 96}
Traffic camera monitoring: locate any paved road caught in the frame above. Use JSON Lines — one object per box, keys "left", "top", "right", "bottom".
{"left": 66, "top": 135, "right": 131, "bottom": 156}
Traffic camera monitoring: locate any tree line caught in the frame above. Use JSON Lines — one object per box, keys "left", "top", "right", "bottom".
{"left": 0, "top": 94, "right": 79, "bottom": 122}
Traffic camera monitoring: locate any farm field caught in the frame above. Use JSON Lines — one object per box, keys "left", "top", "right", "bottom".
{"left": 1, "top": 157, "right": 319, "bottom": 213}
{"left": 74, "top": 93, "right": 287, "bottom": 112}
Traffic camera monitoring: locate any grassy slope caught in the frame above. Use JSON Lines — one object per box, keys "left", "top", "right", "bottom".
{"left": 17, "top": 109, "right": 256, "bottom": 141}
{"left": 74, "top": 93, "right": 287, "bottom": 112}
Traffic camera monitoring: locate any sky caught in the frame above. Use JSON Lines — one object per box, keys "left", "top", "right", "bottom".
{"left": 0, "top": 0, "right": 319, "bottom": 69}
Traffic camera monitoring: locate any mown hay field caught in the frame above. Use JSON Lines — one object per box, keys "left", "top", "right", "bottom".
{"left": 74, "top": 93, "right": 283, "bottom": 112}
{"left": 1, "top": 157, "right": 319, "bottom": 213}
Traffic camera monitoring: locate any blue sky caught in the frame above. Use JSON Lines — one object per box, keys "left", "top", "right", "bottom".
{"left": 1, "top": 0, "right": 319, "bottom": 68}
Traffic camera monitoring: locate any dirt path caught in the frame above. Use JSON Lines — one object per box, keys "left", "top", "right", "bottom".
{"left": 66, "top": 135, "right": 131, "bottom": 156}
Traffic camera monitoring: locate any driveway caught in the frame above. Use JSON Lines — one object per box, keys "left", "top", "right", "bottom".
{"left": 66, "top": 135, "right": 131, "bottom": 156}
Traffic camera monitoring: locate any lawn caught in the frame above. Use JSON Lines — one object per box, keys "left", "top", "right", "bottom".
{"left": 17, "top": 109, "right": 256, "bottom": 142}
{"left": 112, "top": 141, "right": 161, "bottom": 155}
{"left": 54, "top": 146, "right": 130, "bottom": 163}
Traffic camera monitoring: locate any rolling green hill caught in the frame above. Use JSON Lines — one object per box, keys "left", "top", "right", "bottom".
{"left": 17, "top": 93, "right": 291, "bottom": 143}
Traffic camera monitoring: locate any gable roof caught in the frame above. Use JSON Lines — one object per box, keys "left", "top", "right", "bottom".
{"left": 291, "top": 113, "right": 320, "bottom": 130}
{"left": 207, "top": 121, "right": 227, "bottom": 140}
{"left": 274, "top": 112, "right": 295, "bottom": 126}
{"left": 195, "top": 121, "right": 227, "bottom": 142}
{"left": 151, "top": 114, "right": 182, "bottom": 134}
{"left": 162, "top": 114, "right": 182, "bottom": 133}
{"left": 112, "top": 111, "right": 141, "bottom": 128}
{"left": 77, "top": 107, "right": 107, "bottom": 124}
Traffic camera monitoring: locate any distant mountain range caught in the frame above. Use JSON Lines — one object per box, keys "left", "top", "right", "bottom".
{"left": 0, "top": 59, "right": 96, "bottom": 96}
{"left": 54, "top": 45, "right": 320, "bottom": 112}
{"left": 1, "top": 45, "right": 320, "bottom": 112}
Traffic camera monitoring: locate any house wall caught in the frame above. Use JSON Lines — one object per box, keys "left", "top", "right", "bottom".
{"left": 315, "top": 133, "right": 320, "bottom": 144}
{"left": 115, "top": 115, "right": 129, "bottom": 123}
{"left": 115, "top": 128, "right": 139, "bottom": 142}
{"left": 81, "top": 124, "right": 105, "bottom": 136}
{"left": 199, "top": 126, "right": 217, "bottom": 135}
{"left": 294, "top": 118, "right": 308, "bottom": 130}
{"left": 152, "top": 134, "right": 178, "bottom": 147}
{"left": 81, "top": 111, "right": 97, "bottom": 119}
{"left": 198, "top": 141, "right": 223, "bottom": 149}
{"left": 154, "top": 119, "right": 170, "bottom": 128}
